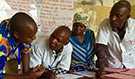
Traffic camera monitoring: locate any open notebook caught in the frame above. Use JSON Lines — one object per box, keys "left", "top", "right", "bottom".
{"left": 57, "top": 73, "right": 83, "bottom": 79}
{"left": 56, "top": 71, "right": 95, "bottom": 79}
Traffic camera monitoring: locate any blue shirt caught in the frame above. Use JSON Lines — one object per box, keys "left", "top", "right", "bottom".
{"left": 0, "top": 20, "right": 31, "bottom": 76}
{"left": 70, "top": 29, "right": 95, "bottom": 71}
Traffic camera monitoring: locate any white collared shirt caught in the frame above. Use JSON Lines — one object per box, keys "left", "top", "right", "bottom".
{"left": 96, "top": 18, "right": 135, "bottom": 68}
{"left": 30, "top": 38, "right": 73, "bottom": 71}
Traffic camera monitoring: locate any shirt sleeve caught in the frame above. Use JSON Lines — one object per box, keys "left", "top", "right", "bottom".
{"left": 0, "top": 35, "right": 9, "bottom": 55}
{"left": 0, "top": 21, "right": 10, "bottom": 55}
{"left": 30, "top": 44, "right": 44, "bottom": 68}
{"left": 96, "top": 19, "right": 109, "bottom": 45}
{"left": 53, "top": 42, "right": 73, "bottom": 74}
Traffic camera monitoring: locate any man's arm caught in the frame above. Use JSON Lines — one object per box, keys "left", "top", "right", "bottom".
{"left": 95, "top": 43, "right": 110, "bottom": 78}
{"left": 95, "top": 43, "right": 109, "bottom": 70}
{"left": 95, "top": 19, "right": 111, "bottom": 69}
{"left": 21, "top": 49, "right": 30, "bottom": 73}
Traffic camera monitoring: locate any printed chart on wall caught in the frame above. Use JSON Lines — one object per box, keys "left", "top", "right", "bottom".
{"left": 37, "top": 0, "right": 74, "bottom": 36}
{"left": 0, "top": 0, "right": 74, "bottom": 36}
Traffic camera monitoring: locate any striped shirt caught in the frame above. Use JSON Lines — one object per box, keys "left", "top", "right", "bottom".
{"left": 69, "top": 29, "right": 96, "bottom": 71}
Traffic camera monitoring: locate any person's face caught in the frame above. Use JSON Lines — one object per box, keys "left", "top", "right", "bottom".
{"left": 14, "top": 25, "right": 37, "bottom": 44}
{"left": 49, "top": 31, "right": 68, "bottom": 51}
{"left": 73, "top": 24, "right": 86, "bottom": 36}
{"left": 109, "top": 7, "right": 130, "bottom": 31}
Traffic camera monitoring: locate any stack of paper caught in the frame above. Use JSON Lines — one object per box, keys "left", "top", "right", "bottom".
{"left": 56, "top": 71, "right": 95, "bottom": 79}
{"left": 56, "top": 73, "right": 83, "bottom": 79}
{"left": 72, "top": 71, "right": 95, "bottom": 78}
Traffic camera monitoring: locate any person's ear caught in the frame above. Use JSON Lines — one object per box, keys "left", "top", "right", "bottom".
{"left": 63, "top": 37, "right": 69, "bottom": 45}
{"left": 64, "top": 40, "right": 69, "bottom": 45}
{"left": 13, "top": 31, "right": 19, "bottom": 39}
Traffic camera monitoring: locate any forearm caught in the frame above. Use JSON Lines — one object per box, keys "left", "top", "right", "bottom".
{"left": 22, "top": 52, "right": 30, "bottom": 73}
{"left": 95, "top": 43, "right": 108, "bottom": 58}
{"left": 95, "top": 43, "right": 109, "bottom": 69}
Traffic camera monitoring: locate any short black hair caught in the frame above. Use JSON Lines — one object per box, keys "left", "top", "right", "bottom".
{"left": 112, "top": 0, "right": 131, "bottom": 12}
{"left": 73, "top": 22, "right": 86, "bottom": 28}
{"left": 9, "top": 12, "right": 37, "bottom": 33}
{"left": 51, "top": 26, "right": 71, "bottom": 45}
{"left": 53, "top": 25, "right": 71, "bottom": 37}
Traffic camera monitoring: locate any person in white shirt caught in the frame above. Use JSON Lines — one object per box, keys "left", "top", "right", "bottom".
{"left": 30, "top": 26, "right": 73, "bottom": 79}
{"left": 96, "top": 0, "right": 135, "bottom": 71}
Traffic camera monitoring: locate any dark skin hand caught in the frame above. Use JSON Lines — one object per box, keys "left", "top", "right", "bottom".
{"left": 95, "top": 43, "right": 110, "bottom": 69}
{"left": 38, "top": 68, "right": 56, "bottom": 79}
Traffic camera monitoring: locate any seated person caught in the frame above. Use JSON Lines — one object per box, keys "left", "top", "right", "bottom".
{"left": 96, "top": 0, "right": 135, "bottom": 71}
{"left": 69, "top": 22, "right": 96, "bottom": 72}
{"left": 0, "top": 12, "right": 44, "bottom": 79}
{"left": 30, "top": 26, "right": 73, "bottom": 79}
